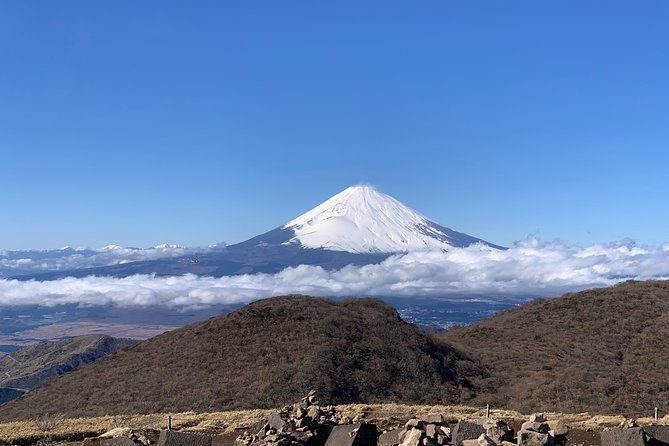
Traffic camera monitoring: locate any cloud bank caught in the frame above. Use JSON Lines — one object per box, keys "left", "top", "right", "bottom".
{"left": 0, "top": 244, "right": 226, "bottom": 277}
{"left": 1, "top": 237, "right": 669, "bottom": 309}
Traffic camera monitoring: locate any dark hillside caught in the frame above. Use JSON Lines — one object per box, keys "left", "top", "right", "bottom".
{"left": 440, "top": 280, "right": 669, "bottom": 416}
{"left": 0, "top": 296, "right": 480, "bottom": 421}
{"left": 0, "top": 335, "right": 136, "bottom": 402}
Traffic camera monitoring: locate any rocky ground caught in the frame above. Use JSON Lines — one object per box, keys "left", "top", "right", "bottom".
{"left": 1, "top": 397, "right": 666, "bottom": 446}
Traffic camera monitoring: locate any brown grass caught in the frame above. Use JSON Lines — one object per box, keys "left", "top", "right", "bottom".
{"left": 0, "top": 296, "right": 480, "bottom": 421}
{"left": 439, "top": 280, "right": 669, "bottom": 416}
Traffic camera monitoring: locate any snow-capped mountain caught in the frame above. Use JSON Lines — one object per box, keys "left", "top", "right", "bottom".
{"left": 283, "top": 185, "right": 500, "bottom": 253}
{"left": 10, "top": 186, "right": 503, "bottom": 280}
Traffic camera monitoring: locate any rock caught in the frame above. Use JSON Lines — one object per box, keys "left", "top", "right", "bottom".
{"left": 501, "top": 442, "right": 516, "bottom": 446}
{"left": 424, "top": 414, "right": 444, "bottom": 424}
{"left": 600, "top": 427, "right": 646, "bottom": 446}
{"left": 642, "top": 425, "right": 669, "bottom": 444}
{"left": 436, "top": 426, "right": 450, "bottom": 437}
{"left": 481, "top": 419, "right": 513, "bottom": 443}
{"left": 460, "top": 441, "right": 478, "bottom": 446}
{"left": 399, "top": 428, "right": 423, "bottom": 446}
{"left": 157, "top": 430, "right": 212, "bottom": 446}
{"left": 435, "top": 435, "right": 449, "bottom": 446}
{"left": 546, "top": 420, "right": 569, "bottom": 437}
{"left": 520, "top": 422, "right": 550, "bottom": 434}
{"left": 324, "top": 424, "right": 377, "bottom": 446}
{"left": 476, "top": 434, "right": 495, "bottom": 446}
{"left": 529, "top": 413, "right": 546, "bottom": 423}
{"left": 378, "top": 428, "right": 404, "bottom": 446}
{"left": 296, "top": 417, "right": 312, "bottom": 429}
{"left": 100, "top": 428, "right": 135, "bottom": 439}
{"left": 101, "top": 439, "right": 136, "bottom": 446}
{"left": 424, "top": 424, "right": 437, "bottom": 439}
{"left": 307, "top": 406, "right": 322, "bottom": 420}
{"left": 421, "top": 438, "right": 437, "bottom": 446}
{"left": 269, "top": 412, "right": 288, "bottom": 433}
{"left": 451, "top": 421, "right": 485, "bottom": 446}
{"left": 517, "top": 430, "right": 550, "bottom": 446}
{"left": 405, "top": 419, "right": 424, "bottom": 430}
{"left": 486, "top": 425, "right": 513, "bottom": 444}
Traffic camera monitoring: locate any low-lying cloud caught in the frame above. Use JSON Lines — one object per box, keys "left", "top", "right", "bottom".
{"left": 0, "top": 244, "right": 226, "bottom": 277}
{"left": 1, "top": 237, "right": 669, "bottom": 309}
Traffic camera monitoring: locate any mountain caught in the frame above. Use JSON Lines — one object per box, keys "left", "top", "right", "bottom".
{"left": 0, "top": 335, "right": 136, "bottom": 404}
{"left": 282, "top": 186, "right": 504, "bottom": 253}
{"left": 0, "top": 244, "right": 218, "bottom": 277}
{"left": 14, "top": 186, "right": 503, "bottom": 280}
{"left": 438, "top": 279, "right": 669, "bottom": 417}
{"left": 0, "top": 296, "right": 481, "bottom": 421}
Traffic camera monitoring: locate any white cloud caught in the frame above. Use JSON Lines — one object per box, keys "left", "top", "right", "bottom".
{"left": 1, "top": 237, "right": 668, "bottom": 309}
{"left": 0, "top": 244, "right": 226, "bottom": 276}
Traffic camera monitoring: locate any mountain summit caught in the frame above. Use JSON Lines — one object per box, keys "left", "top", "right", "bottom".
{"left": 283, "top": 185, "right": 502, "bottom": 253}
{"left": 13, "top": 186, "right": 503, "bottom": 280}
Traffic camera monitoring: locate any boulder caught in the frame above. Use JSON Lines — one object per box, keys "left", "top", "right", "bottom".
{"left": 529, "top": 414, "right": 546, "bottom": 423}
{"left": 307, "top": 406, "right": 322, "bottom": 420}
{"left": 405, "top": 419, "right": 425, "bottom": 430}
{"left": 157, "top": 430, "right": 212, "bottom": 446}
{"left": 425, "top": 425, "right": 437, "bottom": 439}
{"left": 379, "top": 429, "right": 404, "bottom": 446}
{"left": 425, "top": 414, "right": 444, "bottom": 424}
{"left": 451, "top": 421, "right": 485, "bottom": 446}
{"left": 476, "top": 434, "right": 495, "bottom": 446}
{"left": 399, "top": 428, "right": 423, "bottom": 446}
{"left": 600, "top": 428, "right": 646, "bottom": 446}
{"left": 269, "top": 412, "right": 289, "bottom": 433}
{"left": 482, "top": 420, "right": 513, "bottom": 443}
{"left": 520, "top": 422, "right": 549, "bottom": 434}
{"left": 643, "top": 425, "right": 669, "bottom": 445}
{"left": 517, "top": 431, "right": 550, "bottom": 446}
{"left": 546, "top": 420, "right": 569, "bottom": 437}
{"left": 324, "top": 424, "right": 377, "bottom": 446}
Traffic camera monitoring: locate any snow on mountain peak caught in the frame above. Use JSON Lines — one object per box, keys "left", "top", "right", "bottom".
{"left": 283, "top": 185, "right": 497, "bottom": 254}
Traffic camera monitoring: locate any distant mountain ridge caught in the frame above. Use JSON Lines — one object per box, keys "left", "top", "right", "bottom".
{"left": 12, "top": 186, "right": 503, "bottom": 280}
{"left": 0, "top": 334, "right": 136, "bottom": 404}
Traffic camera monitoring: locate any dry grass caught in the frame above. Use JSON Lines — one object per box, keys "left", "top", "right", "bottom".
{"left": 2, "top": 404, "right": 668, "bottom": 444}
{"left": 440, "top": 280, "right": 669, "bottom": 416}
{"left": 0, "top": 297, "right": 479, "bottom": 421}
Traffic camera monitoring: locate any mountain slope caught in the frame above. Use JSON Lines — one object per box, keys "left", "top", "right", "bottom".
{"left": 283, "top": 186, "right": 504, "bottom": 253}
{"left": 13, "top": 186, "right": 503, "bottom": 280}
{"left": 0, "top": 335, "right": 136, "bottom": 404}
{"left": 0, "top": 296, "right": 481, "bottom": 421}
{"left": 439, "top": 279, "right": 669, "bottom": 416}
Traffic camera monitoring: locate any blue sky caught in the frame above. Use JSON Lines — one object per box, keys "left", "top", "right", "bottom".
{"left": 1, "top": 1, "right": 668, "bottom": 250}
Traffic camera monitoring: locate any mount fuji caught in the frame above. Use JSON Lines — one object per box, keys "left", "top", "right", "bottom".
{"left": 14, "top": 186, "right": 504, "bottom": 280}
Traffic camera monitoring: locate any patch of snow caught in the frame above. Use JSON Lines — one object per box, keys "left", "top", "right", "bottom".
{"left": 284, "top": 185, "right": 477, "bottom": 254}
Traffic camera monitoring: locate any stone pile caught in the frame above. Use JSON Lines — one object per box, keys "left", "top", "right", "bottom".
{"left": 378, "top": 414, "right": 451, "bottom": 446}
{"left": 235, "top": 391, "right": 342, "bottom": 446}
{"left": 84, "top": 428, "right": 154, "bottom": 446}
{"left": 512, "top": 412, "right": 568, "bottom": 446}
{"left": 454, "top": 418, "right": 513, "bottom": 446}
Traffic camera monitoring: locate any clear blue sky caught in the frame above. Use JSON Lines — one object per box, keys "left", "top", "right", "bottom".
{"left": 1, "top": 1, "right": 668, "bottom": 250}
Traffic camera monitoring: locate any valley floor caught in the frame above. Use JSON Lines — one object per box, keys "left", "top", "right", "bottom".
{"left": 0, "top": 403, "right": 661, "bottom": 446}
